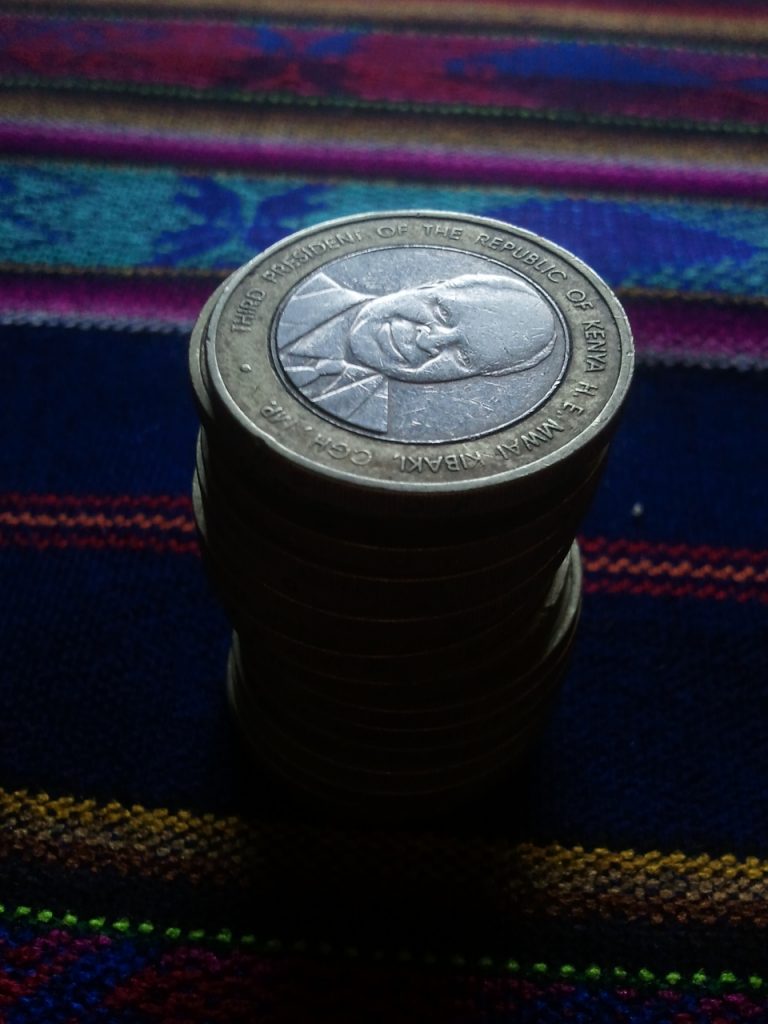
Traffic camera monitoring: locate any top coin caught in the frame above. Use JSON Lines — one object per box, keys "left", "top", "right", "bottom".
{"left": 202, "top": 211, "right": 633, "bottom": 497}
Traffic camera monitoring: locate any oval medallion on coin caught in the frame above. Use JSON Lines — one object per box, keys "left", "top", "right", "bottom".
{"left": 272, "top": 246, "right": 569, "bottom": 443}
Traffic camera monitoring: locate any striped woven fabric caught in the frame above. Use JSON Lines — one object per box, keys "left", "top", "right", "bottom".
{"left": 1, "top": 1, "right": 767, "bottom": 1020}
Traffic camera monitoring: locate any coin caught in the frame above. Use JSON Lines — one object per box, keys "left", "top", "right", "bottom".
{"left": 190, "top": 211, "right": 633, "bottom": 814}
{"left": 201, "top": 211, "right": 633, "bottom": 516}
{"left": 237, "top": 545, "right": 581, "bottom": 713}
{"left": 196, "top": 526, "right": 564, "bottom": 658}
{"left": 198, "top": 538, "right": 559, "bottom": 657}
{"left": 229, "top": 544, "right": 574, "bottom": 684}
{"left": 194, "top": 478, "right": 578, "bottom": 623}
{"left": 227, "top": 653, "right": 536, "bottom": 818}
{"left": 196, "top": 426, "right": 605, "bottom": 579}
{"left": 228, "top": 645, "right": 561, "bottom": 790}
{"left": 235, "top": 611, "right": 577, "bottom": 755}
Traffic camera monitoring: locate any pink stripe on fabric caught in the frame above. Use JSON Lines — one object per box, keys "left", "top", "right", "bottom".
{"left": 2, "top": 123, "right": 768, "bottom": 201}
{"left": 623, "top": 296, "right": 768, "bottom": 366}
{"left": 0, "top": 274, "right": 212, "bottom": 328}
{"left": 2, "top": 276, "right": 766, "bottom": 368}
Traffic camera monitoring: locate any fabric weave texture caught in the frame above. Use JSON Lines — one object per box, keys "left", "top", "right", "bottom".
{"left": 1, "top": 1, "right": 767, "bottom": 1020}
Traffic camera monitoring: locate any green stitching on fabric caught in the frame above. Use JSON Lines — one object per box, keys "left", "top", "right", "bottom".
{"left": 0, "top": 899, "right": 762, "bottom": 988}
{"left": 1, "top": 75, "right": 766, "bottom": 137}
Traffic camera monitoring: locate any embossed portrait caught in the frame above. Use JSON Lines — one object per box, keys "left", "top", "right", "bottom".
{"left": 273, "top": 248, "right": 569, "bottom": 443}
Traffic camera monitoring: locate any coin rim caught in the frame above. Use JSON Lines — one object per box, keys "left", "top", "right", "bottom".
{"left": 202, "top": 210, "right": 634, "bottom": 496}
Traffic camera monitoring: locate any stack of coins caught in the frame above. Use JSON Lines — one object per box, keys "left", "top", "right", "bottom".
{"left": 189, "top": 211, "right": 634, "bottom": 818}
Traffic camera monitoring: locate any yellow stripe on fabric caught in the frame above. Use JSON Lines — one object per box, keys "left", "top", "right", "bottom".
{"left": 17, "top": 0, "right": 768, "bottom": 44}
{"left": 3, "top": 788, "right": 768, "bottom": 927}
{"left": 3, "top": 92, "right": 767, "bottom": 170}
{"left": 0, "top": 788, "right": 244, "bottom": 836}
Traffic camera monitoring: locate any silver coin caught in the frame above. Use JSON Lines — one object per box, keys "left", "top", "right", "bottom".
{"left": 227, "top": 654, "right": 536, "bottom": 816}
{"left": 201, "top": 211, "right": 633, "bottom": 511}
{"left": 229, "top": 646, "right": 560, "bottom": 791}
{"left": 234, "top": 544, "right": 581, "bottom": 719}
{"left": 236, "top": 544, "right": 581, "bottom": 709}
{"left": 198, "top": 533, "right": 560, "bottom": 657}
{"left": 235, "top": 602, "right": 578, "bottom": 748}
{"left": 194, "top": 471, "right": 578, "bottom": 620}
{"left": 240, "top": 661, "right": 564, "bottom": 766}
{"left": 196, "top": 424, "right": 607, "bottom": 577}
{"left": 230, "top": 547, "right": 574, "bottom": 683}
{"left": 189, "top": 281, "right": 227, "bottom": 430}
{"left": 193, "top": 468, "right": 565, "bottom": 623}
{"left": 196, "top": 522, "right": 563, "bottom": 656}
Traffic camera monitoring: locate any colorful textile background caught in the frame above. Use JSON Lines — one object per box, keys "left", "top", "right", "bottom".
{"left": 1, "top": 1, "right": 768, "bottom": 1020}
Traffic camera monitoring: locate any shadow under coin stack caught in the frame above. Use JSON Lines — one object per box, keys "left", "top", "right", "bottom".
{"left": 189, "top": 211, "right": 634, "bottom": 820}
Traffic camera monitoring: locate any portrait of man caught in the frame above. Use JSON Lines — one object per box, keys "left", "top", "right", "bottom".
{"left": 274, "top": 261, "right": 564, "bottom": 440}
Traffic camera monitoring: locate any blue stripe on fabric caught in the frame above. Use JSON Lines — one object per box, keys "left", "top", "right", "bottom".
{"left": 2, "top": 930, "right": 154, "bottom": 1024}
{"left": 1, "top": 551, "right": 766, "bottom": 850}
{"left": 526, "top": 586, "right": 768, "bottom": 856}
{"left": 0, "top": 324, "right": 197, "bottom": 496}
{"left": 581, "top": 360, "right": 768, "bottom": 548}
{"left": 1, "top": 162, "right": 767, "bottom": 296}
{"left": 1, "top": 324, "right": 767, "bottom": 550}
{"left": 1, "top": 323, "right": 767, "bottom": 844}
{"left": 0, "top": 542, "right": 235, "bottom": 812}
{"left": 446, "top": 41, "right": 714, "bottom": 90}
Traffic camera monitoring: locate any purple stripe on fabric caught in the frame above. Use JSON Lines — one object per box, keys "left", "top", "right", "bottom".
{"left": 2, "top": 123, "right": 768, "bottom": 201}
{"left": 3, "top": 16, "right": 768, "bottom": 129}
{"left": 2, "top": 276, "right": 766, "bottom": 368}
{"left": 623, "top": 295, "right": 768, "bottom": 367}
